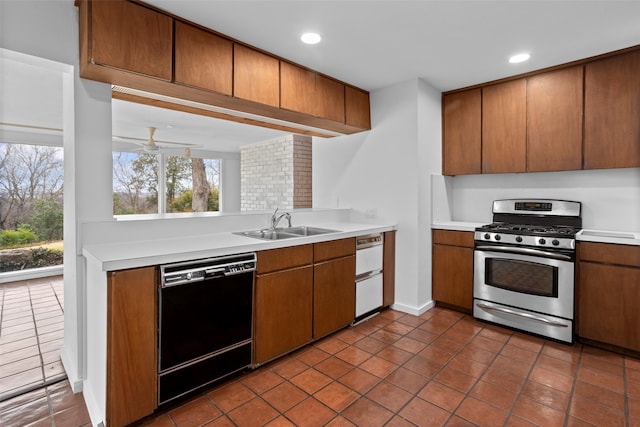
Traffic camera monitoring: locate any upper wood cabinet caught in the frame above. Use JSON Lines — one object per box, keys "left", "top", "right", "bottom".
{"left": 234, "top": 44, "right": 281, "bottom": 108}
{"left": 346, "top": 86, "right": 372, "bottom": 130}
{"left": 78, "top": 0, "right": 370, "bottom": 136}
{"left": 443, "top": 46, "right": 640, "bottom": 176}
{"left": 89, "top": 0, "right": 172, "bottom": 80}
{"left": 527, "top": 66, "right": 583, "bottom": 172}
{"left": 584, "top": 49, "right": 640, "bottom": 169}
{"left": 280, "top": 62, "right": 345, "bottom": 122}
{"left": 174, "top": 21, "right": 232, "bottom": 95}
{"left": 280, "top": 61, "right": 316, "bottom": 117}
{"left": 316, "top": 75, "right": 346, "bottom": 123}
{"left": 482, "top": 79, "right": 527, "bottom": 174}
{"left": 442, "top": 89, "right": 482, "bottom": 175}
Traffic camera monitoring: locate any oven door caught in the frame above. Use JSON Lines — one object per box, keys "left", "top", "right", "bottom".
{"left": 474, "top": 247, "right": 574, "bottom": 320}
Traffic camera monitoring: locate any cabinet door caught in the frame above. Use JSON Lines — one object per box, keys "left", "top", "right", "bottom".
{"left": 316, "top": 75, "right": 345, "bottom": 122}
{"left": 233, "top": 44, "right": 280, "bottom": 108}
{"left": 174, "top": 21, "right": 232, "bottom": 95}
{"left": 107, "top": 267, "right": 157, "bottom": 427}
{"left": 345, "top": 86, "right": 371, "bottom": 129}
{"left": 254, "top": 266, "right": 313, "bottom": 364}
{"left": 432, "top": 244, "right": 473, "bottom": 312}
{"left": 383, "top": 231, "right": 396, "bottom": 307}
{"left": 527, "top": 66, "right": 583, "bottom": 172}
{"left": 482, "top": 79, "right": 527, "bottom": 173}
{"left": 442, "top": 89, "right": 482, "bottom": 176}
{"left": 280, "top": 61, "right": 316, "bottom": 117}
{"left": 584, "top": 49, "right": 640, "bottom": 169}
{"left": 314, "top": 256, "right": 356, "bottom": 338}
{"left": 91, "top": 0, "right": 172, "bottom": 80}
{"left": 578, "top": 262, "right": 640, "bottom": 351}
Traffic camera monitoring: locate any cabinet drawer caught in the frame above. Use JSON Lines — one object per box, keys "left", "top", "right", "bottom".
{"left": 579, "top": 242, "right": 640, "bottom": 267}
{"left": 432, "top": 229, "right": 474, "bottom": 248}
{"left": 314, "top": 238, "right": 355, "bottom": 262}
{"left": 257, "top": 245, "right": 313, "bottom": 274}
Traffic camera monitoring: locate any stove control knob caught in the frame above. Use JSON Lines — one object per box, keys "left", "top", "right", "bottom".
{"left": 538, "top": 238, "right": 546, "bottom": 245}
{"left": 515, "top": 236, "right": 523, "bottom": 243}
{"left": 552, "top": 239, "right": 560, "bottom": 246}
{"left": 494, "top": 235, "right": 501, "bottom": 241}
{"left": 484, "top": 233, "right": 491, "bottom": 240}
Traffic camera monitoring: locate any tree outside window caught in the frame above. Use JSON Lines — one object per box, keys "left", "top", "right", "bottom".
{"left": 112, "top": 151, "right": 220, "bottom": 215}
{"left": 0, "top": 142, "right": 64, "bottom": 272}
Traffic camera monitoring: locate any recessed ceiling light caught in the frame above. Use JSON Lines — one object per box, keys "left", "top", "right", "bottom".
{"left": 301, "top": 32, "right": 321, "bottom": 45}
{"left": 509, "top": 53, "right": 531, "bottom": 64}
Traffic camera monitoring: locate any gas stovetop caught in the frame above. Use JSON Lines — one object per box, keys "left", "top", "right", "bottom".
{"left": 474, "top": 199, "right": 582, "bottom": 251}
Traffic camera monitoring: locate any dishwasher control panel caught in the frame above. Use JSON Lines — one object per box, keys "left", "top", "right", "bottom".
{"left": 160, "top": 253, "right": 256, "bottom": 287}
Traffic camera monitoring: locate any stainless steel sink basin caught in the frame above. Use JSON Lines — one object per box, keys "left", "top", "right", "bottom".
{"left": 235, "top": 229, "right": 300, "bottom": 240}
{"left": 285, "top": 226, "right": 340, "bottom": 236}
{"left": 235, "top": 226, "right": 340, "bottom": 241}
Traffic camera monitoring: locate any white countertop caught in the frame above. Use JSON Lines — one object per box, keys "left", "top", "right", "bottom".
{"left": 431, "top": 221, "right": 640, "bottom": 246}
{"left": 431, "top": 221, "right": 484, "bottom": 232}
{"left": 576, "top": 229, "right": 640, "bottom": 246}
{"left": 83, "top": 221, "right": 396, "bottom": 271}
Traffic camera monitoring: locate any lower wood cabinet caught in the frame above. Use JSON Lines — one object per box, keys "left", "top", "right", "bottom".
{"left": 383, "top": 231, "right": 396, "bottom": 307}
{"left": 431, "top": 229, "right": 474, "bottom": 312}
{"left": 254, "top": 245, "right": 313, "bottom": 365}
{"left": 577, "top": 242, "right": 640, "bottom": 353}
{"left": 107, "top": 266, "right": 157, "bottom": 427}
{"left": 254, "top": 265, "right": 313, "bottom": 364}
{"left": 313, "top": 238, "right": 356, "bottom": 339}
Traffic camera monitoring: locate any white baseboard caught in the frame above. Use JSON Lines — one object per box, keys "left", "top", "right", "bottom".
{"left": 0, "top": 265, "right": 63, "bottom": 283}
{"left": 82, "top": 380, "right": 104, "bottom": 427}
{"left": 60, "top": 345, "right": 83, "bottom": 393}
{"left": 389, "top": 299, "right": 435, "bottom": 316}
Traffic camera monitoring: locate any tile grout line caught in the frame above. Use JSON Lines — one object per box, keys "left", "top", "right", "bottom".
{"left": 28, "top": 280, "right": 48, "bottom": 390}
{"left": 624, "top": 357, "right": 631, "bottom": 427}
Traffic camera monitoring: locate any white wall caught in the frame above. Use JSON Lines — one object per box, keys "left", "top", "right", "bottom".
{"left": 221, "top": 156, "right": 241, "bottom": 212}
{"left": 449, "top": 167, "right": 640, "bottom": 232}
{"left": 314, "top": 78, "right": 442, "bottom": 314}
{"left": 1, "top": 0, "right": 115, "bottom": 398}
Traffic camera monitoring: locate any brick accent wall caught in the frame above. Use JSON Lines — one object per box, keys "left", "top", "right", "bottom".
{"left": 240, "top": 135, "right": 312, "bottom": 211}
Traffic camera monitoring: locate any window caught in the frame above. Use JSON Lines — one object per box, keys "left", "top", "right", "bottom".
{"left": 0, "top": 142, "right": 64, "bottom": 272}
{"left": 112, "top": 151, "right": 220, "bottom": 216}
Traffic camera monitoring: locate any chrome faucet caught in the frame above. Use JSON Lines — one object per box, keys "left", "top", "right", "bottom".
{"left": 270, "top": 208, "right": 292, "bottom": 229}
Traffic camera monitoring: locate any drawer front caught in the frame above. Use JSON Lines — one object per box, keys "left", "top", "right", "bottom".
{"left": 314, "top": 238, "right": 356, "bottom": 262}
{"left": 355, "top": 273, "right": 383, "bottom": 317}
{"left": 356, "top": 245, "right": 383, "bottom": 276}
{"left": 579, "top": 242, "right": 640, "bottom": 267}
{"left": 257, "top": 245, "right": 313, "bottom": 274}
{"left": 432, "top": 229, "right": 475, "bottom": 248}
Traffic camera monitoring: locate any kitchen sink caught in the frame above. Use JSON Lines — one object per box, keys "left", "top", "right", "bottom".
{"left": 235, "top": 226, "right": 340, "bottom": 241}
{"left": 285, "top": 226, "right": 340, "bottom": 236}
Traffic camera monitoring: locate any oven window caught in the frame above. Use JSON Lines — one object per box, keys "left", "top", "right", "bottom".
{"left": 485, "top": 258, "right": 558, "bottom": 297}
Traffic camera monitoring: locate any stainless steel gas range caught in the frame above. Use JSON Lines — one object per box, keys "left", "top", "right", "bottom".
{"left": 473, "top": 199, "right": 582, "bottom": 343}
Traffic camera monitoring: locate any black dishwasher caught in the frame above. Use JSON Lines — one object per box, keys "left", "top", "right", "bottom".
{"left": 158, "top": 253, "right": 256, "bottom": 405}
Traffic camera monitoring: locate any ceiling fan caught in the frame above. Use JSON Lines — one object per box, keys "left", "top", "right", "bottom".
{"left": 113, "top": 127, "right": 199, "bottom": 156}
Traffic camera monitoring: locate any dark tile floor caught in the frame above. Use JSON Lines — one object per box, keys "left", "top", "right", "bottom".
{"left": 142, "top": 308, "right": 639, "bottom": 427}
{"left": 2, "top": 276, "right": 639, "bottom": 426}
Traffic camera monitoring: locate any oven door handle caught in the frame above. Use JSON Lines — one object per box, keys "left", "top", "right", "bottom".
{"left": 475, "top": 245, "right": 572, "bottom": 261}
{"left": 476, "top": 303, "right": 569, "bottom": 328}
